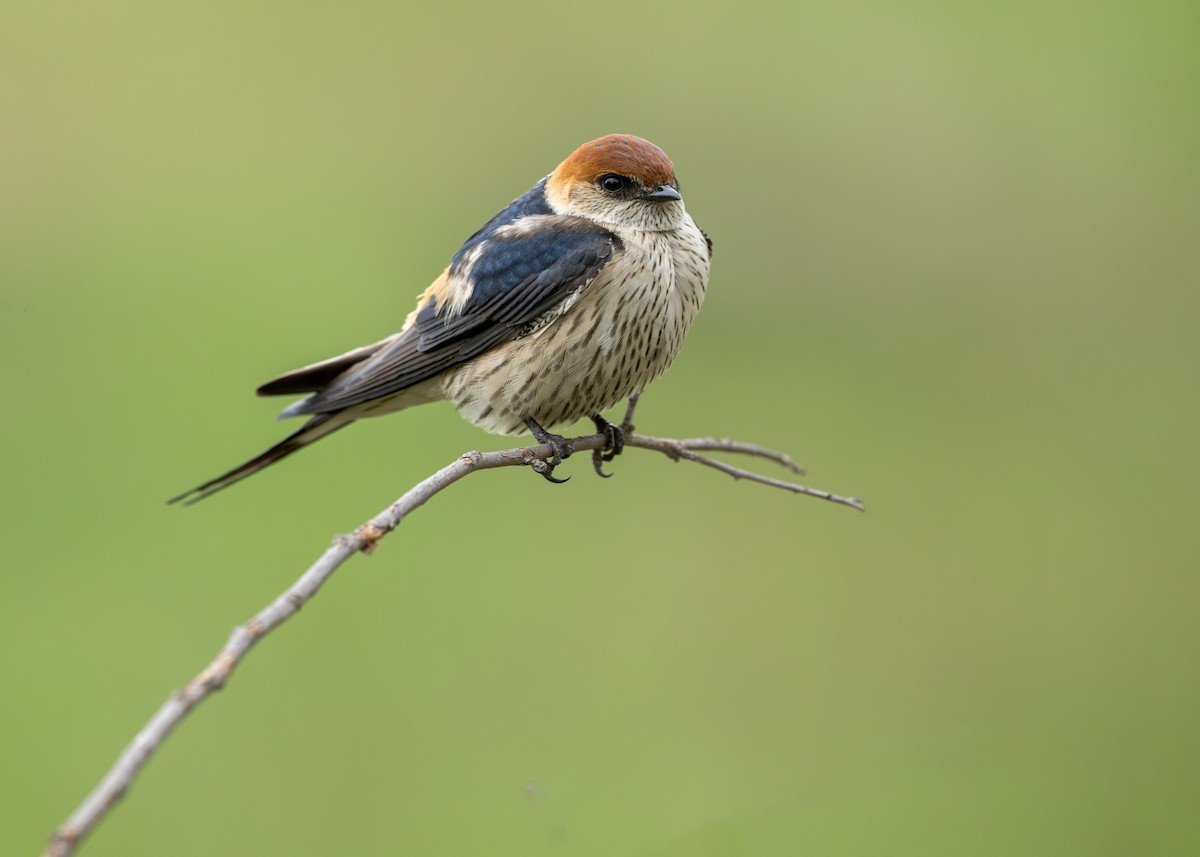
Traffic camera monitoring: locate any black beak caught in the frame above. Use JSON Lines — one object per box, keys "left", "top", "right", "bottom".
{"left": 644, "top": 184, "right": 682, "bottom": 201}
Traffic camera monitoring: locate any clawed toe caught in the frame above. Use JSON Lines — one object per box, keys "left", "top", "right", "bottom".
{"left": 523, "top": 413, "right": 632, "bottom": 483}
{"left": 533, "top": 458, "right": 571, "bottom": 483}
{"left": 590, "top": 414, "right": 626, "bottom": 478}
{"left": 525, "top": 417, "right": 574, "bottom": 484}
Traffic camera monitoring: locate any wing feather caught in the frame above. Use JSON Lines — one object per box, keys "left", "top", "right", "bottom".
{"left": 284, "top": 217, "right": 618, "bottom": 416}
{"left": 256, "top": 337, "right": 398, "bottom": 396}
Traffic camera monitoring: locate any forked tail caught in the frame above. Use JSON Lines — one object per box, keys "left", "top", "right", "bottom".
{"left": 168, "top": 414, "right": 353, "bottom": 506}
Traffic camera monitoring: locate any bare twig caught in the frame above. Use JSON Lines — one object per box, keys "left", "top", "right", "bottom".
{"left": 43, "top": 431, "right": 861, "bottom": 856}
{"left": 654, "top": 437, "right": 807, "bottom": 475}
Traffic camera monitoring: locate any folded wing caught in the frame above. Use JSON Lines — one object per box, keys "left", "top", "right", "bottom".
{"left": 278, "top": 217, "right": 620, "bottom": 417}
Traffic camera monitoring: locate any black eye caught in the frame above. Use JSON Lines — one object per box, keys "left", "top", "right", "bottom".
{"left": 599, "top": 174, "right": 628, "bottom": 193}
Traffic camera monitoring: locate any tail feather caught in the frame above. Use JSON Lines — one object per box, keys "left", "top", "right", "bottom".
{"left": 255, "top": 338, "right": 392, "bottom": 397}
{"left": 168, "top": 414, "right": 353, "bottom": 506}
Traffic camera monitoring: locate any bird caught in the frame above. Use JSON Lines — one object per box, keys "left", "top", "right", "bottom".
{"left": 170, "top": 134, "right": 712, "bottom": 505}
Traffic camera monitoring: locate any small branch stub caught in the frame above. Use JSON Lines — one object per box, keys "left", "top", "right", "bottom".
{"left": 356, "top": 523, "right": 388, "bottom": 555}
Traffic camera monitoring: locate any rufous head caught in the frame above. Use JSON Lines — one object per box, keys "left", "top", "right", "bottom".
{"left": 546, "top": 134, "right": 685, "bottom": 230}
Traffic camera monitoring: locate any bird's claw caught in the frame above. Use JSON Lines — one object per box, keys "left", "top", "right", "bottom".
{"left": 525, "top": 418, "right": 574, "bottom": 484}
{"left": 590, "top": 415, "right": 626, "bottom": 478}
{"left": 532, "top": 457, "right": 571, "bottom": 484}
{"left": 524, "top": 414, "right": 627, "bottom": 482}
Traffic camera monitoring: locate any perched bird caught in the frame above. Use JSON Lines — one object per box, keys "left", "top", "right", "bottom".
{"left": 170, "top": 134, "right": 712, "bottom": 504}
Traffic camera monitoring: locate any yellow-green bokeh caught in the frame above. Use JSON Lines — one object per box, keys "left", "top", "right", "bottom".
{"left": 3, "top": 1, "right": 1198, "bottom": 854}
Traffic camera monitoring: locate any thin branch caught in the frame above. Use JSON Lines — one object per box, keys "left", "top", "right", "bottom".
{"left": 629, "top": 435, "right": 862, "bottom": 509}
{"left": 653, "top": 437, "right": 807, "bottom": 475}
{"left": 43, "top": 431, "right": 862, "bottom": 857}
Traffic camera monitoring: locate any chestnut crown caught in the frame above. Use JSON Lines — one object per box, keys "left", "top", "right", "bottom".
{"left": 551, "top": 134, "right": 677, "bottom": 191}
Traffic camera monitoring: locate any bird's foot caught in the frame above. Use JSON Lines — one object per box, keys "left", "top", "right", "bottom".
{"left": 590, "top": 414, "right": 626, "bottom": 478}
{"left": 525, "top": 418, "right": 573, "bottom": 484}
{"left": 620, "top": 392, "right": 640, "bottom": 437}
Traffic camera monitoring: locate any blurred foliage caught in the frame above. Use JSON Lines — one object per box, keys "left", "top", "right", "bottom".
{"left": 2, "top": 0, "right": 1198, "bottom": 854}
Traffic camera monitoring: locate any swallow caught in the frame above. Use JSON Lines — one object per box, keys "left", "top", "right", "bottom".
{"left": 171, "top": 134, "right": 711, "bottom": 504}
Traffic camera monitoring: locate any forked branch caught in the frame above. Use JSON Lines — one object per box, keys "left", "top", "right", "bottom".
{"left": 43, "top": 431, "right": 862, "bottom": 857}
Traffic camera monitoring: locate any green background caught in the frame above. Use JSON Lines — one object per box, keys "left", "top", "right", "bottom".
{"left": 4, "top": 1, "right": 1197, "bottom": 854}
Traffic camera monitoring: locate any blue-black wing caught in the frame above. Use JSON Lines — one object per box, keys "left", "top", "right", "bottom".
{"left": 280, "top": 215, "right": 619, "bottom": 416}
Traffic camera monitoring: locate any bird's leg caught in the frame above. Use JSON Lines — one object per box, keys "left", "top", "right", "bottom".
{"left": 589, "top": 413, "right": 626, "bottom": 478}
{"left": 620, "top": 392, "right": 641, "bottom": 437}
{"left": 524, "top": 417, "right": 573, "bottom": 484}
